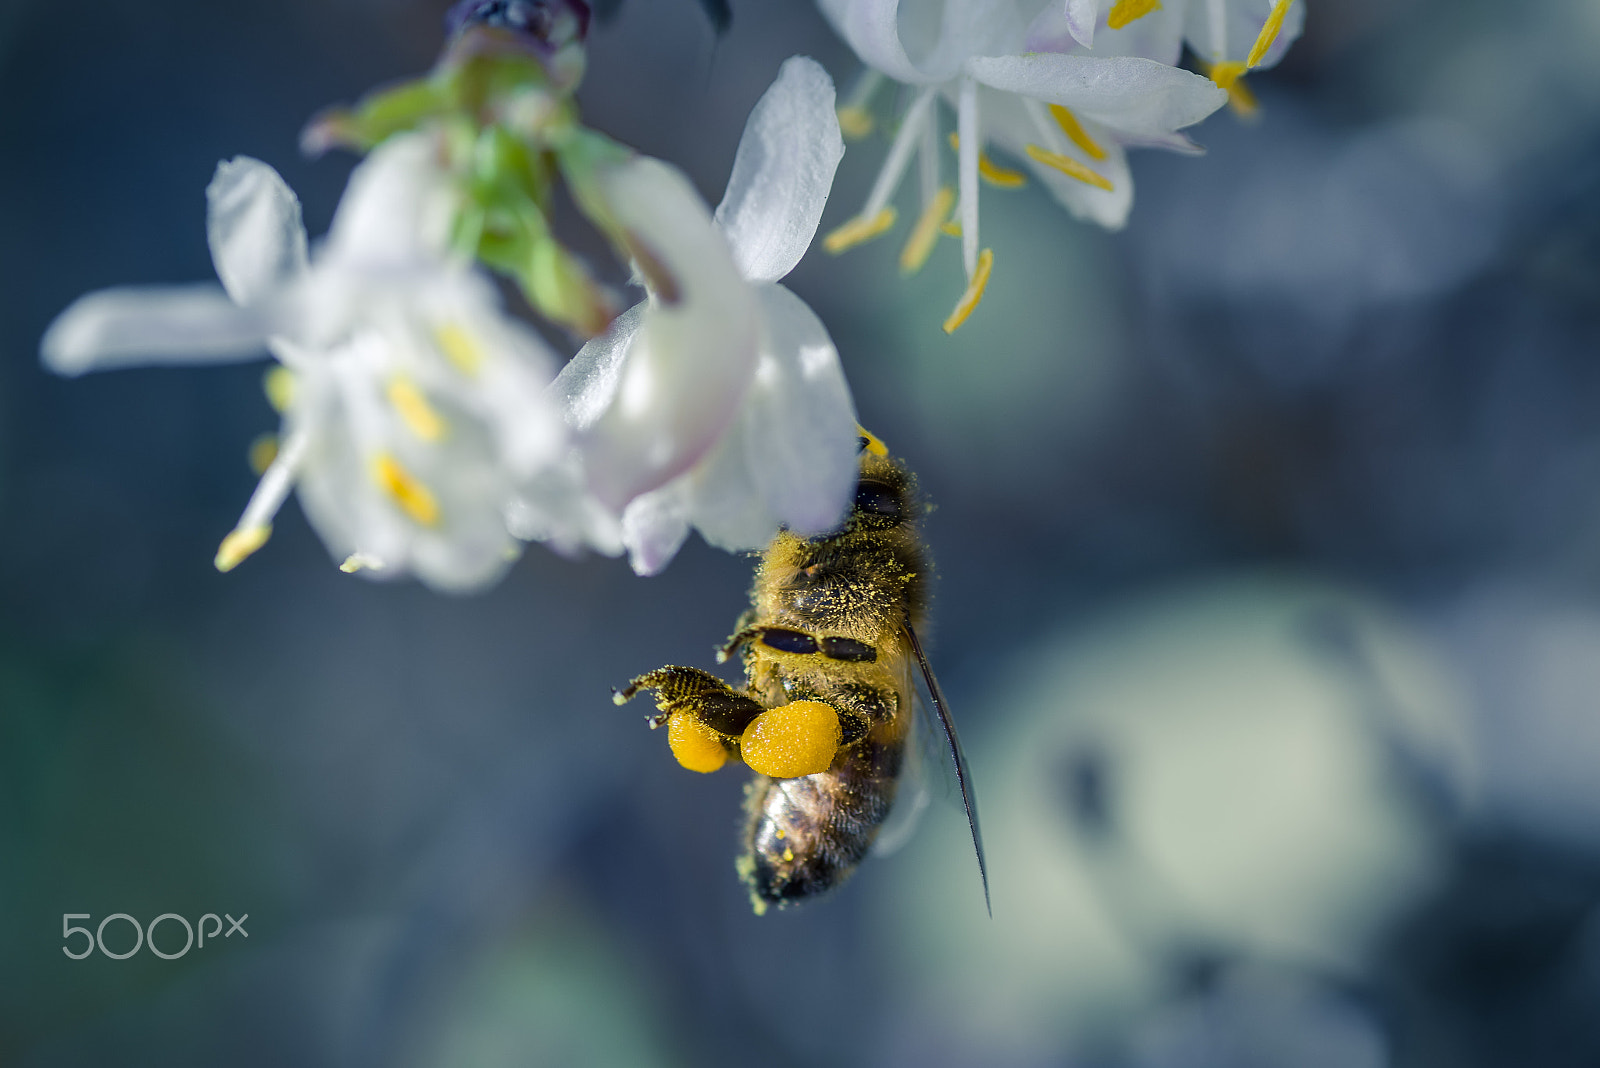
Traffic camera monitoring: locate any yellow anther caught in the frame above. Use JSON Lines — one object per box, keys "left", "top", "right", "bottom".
{"left": 263, "top": 366, "right": 294, "bottom": 413}
{"left": 339, "top": 552, "right": 386, "bottom": 574}
{"left": 782, "top": 848, "right": 795, "bottom": 863}
{"left": 214, "top": 524, "right": 271, "bottom": 573}
{"left": 1049, "top": 105, "right": 1107, "bottom": 161}
{"left": 900, "top": 185, "right": 956, "bottom": 276}
{"left": 822, "top": 208, "right": 898, "bottom": 254}
{"left": 1247, "top": 0, "right": 1294, "bottom": 68}
{"left": 1107, "top": 0, "right": 1162, "bottom": 29}
{"left": 740, "top": 700, "right": 841, "bottom": 779}
{"left": 940, "top": 220, "right": 962, "bottom": 237}
{"left": 1024, "top": 144, "right": 1114, "bottom": 191}
{"left": 948, "top": 133, "right": 1027, "bottom": 188}
{"left": 1226, "top": 77, "right": 1259, "bottom": 118}
{"left": 434, "top": 322, "right": 483, "bottom": 377}
{"left": 668, "top": 713, "right": 729, "bottom": 774}
{"left": 248, "top": 433, "right": 279, "bottom": 476}
{"left": 1209, "top": 60, "right": 1248, "bottom": 90}
{"left": 373, "top": 453, "right": 440, "bottom": 527}
{"left": 857, "top": 427, "right": 890, "bottom": 457}
{"left": 386, "top": 377, "right": 447, "bottom": 442}
{"left": 941, "top": 247, "right": 994, "bottom": 335}
{"left": 837, "top": 105, "right": 874, "bottom": 140}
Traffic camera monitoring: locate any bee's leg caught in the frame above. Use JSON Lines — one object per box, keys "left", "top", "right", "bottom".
{"left": 614, "top": 666, "right": 769, "bottom": 773}
{"left": 717, "top": 611, "right": 760, "bottom": 664}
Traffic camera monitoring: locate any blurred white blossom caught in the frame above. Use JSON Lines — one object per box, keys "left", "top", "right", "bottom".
{"left": 43, "top": 132, "right": 569, "bottom": 592}
{"left": 547, "top": 56, "right": 858, "bottom": 576}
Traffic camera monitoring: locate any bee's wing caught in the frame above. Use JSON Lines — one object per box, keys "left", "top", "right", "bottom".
{"left": 901, "top": 623, "right": 990, "bottom": 916}
{"left": 868, "top": 697, "right": 933, "bottom": 858}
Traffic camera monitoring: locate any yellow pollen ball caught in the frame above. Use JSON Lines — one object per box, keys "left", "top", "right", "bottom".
{"left": 740, "top": 700, "right": 841, "bottom": 779}
{"left": 668, "top": 714, "right": 729, "bottom": 774}
{"left": 372, "top": 453, "right": 441, "bottom": 526}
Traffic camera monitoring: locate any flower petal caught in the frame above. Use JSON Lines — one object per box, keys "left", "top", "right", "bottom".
{"left": 1064, "top": 0, "right": 1102, "bottom": 49}
{"left": 817, "top": 0, "right": 1031, "bottom": 84}
{"left": 714, "top": 56, "right": 846, "bottom": 285}
{"left": 324, "top": 131, "right": 458, "bottom": 269}
{"left": 206, "top": 156, "right": 310, "bottom": 306}
{"left": 982, "top": 91, "right": 1134, "bottom": 230}
{"left": 1184, "top": 0, "right": 1305, "bottom": 69}
{"left": 729, "top": 283, "right": 858, "bottom": 536}
{"left": 551, "top": 303, "right": 645, "bottom": 432}
{"left": 294, "top": 337, "right": 522, "bottom": 592}
{"left": 966, "top": 53, "right": 1226, "bottom": 138}
{"left": 578, "top": 156, "right": 760, "bottom": 511}
{"left": 620, "top": 482, "right": 693, "bottom": 577}
{"left": 40, "top": 284, "right": 270, "bottom": 376}
{"left": 681, "top": 283, "right": 858, "bottom": 554}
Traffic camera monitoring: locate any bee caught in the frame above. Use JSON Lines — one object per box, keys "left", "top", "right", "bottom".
{"left": 614, "top": 432, "right": 987, "bottom": 914}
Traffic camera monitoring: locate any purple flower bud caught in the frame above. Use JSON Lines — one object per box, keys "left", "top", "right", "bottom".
{"left": 445, "top": 0, "right": 590, "bottom": 51}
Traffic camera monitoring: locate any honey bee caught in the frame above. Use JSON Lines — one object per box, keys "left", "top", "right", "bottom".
{"left": 614, "top": 432, "right": 987, "bottom": 913}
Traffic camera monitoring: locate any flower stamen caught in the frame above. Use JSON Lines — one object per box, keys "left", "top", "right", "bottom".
{"left": 956, "top": 77, "right": 980, "bottom": 279}
{"left": 215, "top": 525, "right": 272, "bottom": 572}
{"left": 434, "top": 323, "right": 484, "bottom": 376}
{"left": 1246, "top": 0, "right": 1295, "bottom": 68}
{"left": 827, "top": 87, "right": 937, "bottom": 255}
{"left": 900, "top": 185, "right": 955, "bottom": 275}
{"left": 947, "top": 134, "right": 1026, "bottom": 189}
{"left": 1107, "top": 0, "right": 1163, "bottom": 30}
{"left": 837, "top": 70, "right": 883, "bottom": 141}
{"left": 941, "top": 247, "right": 993, "bottom": 335}
{"left": 264, "top": 366, "right": 295, "bottom": 413}
{"left": 387, "top": 376, "right": 448, "bottom": 442}
{"left": 339, "top": 552, "right": 387, "bottom": 574}
{"left": 1048, "top": 106, "right": 1107, "bottom": 161}
{"left": 248, "top": 433, "right": 279, "bottom": 475}
{"left": 1024, "top": 144, "right": 1114, "bottom": 191}
{"left": 373, "top": 452, "right": 441, "bottom": 526}
{"left": 1209, "top": 60, "right": 1248, "bottom": 90}
{"left": 823, "top": 208, "right": 898, "bottom": 253}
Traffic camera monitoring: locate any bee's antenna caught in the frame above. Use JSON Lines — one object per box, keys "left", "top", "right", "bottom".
{"left": 904, "top": 622, "right": 990, "bottom": 917}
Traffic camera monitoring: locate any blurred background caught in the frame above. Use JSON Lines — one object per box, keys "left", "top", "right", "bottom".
{"left": 5, "top": 0, "right": 1600, "bottom": 1064}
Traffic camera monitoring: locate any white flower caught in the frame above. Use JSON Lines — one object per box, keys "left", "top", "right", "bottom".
{"left": 1030, "top": 0, "right": 1306, "bottom": 111}
{"left": 42, "top": 132, "right": 569, "bottom": 592}
{"left": 817, "top": 0, "right": 1250, "bottom": 329}
{"left": 547, "top": 56, "right": 858, "bottom": 576}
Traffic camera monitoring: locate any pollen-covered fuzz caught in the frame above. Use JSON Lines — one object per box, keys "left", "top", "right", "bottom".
{"left": 42, "top": 132, "right": 575, "bottom": 592}
{"left": 547, "top": 56, "right": 860, "bottom": 576}
{"left": 815, "top": 0, "right": 1302, "bottom": 329}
